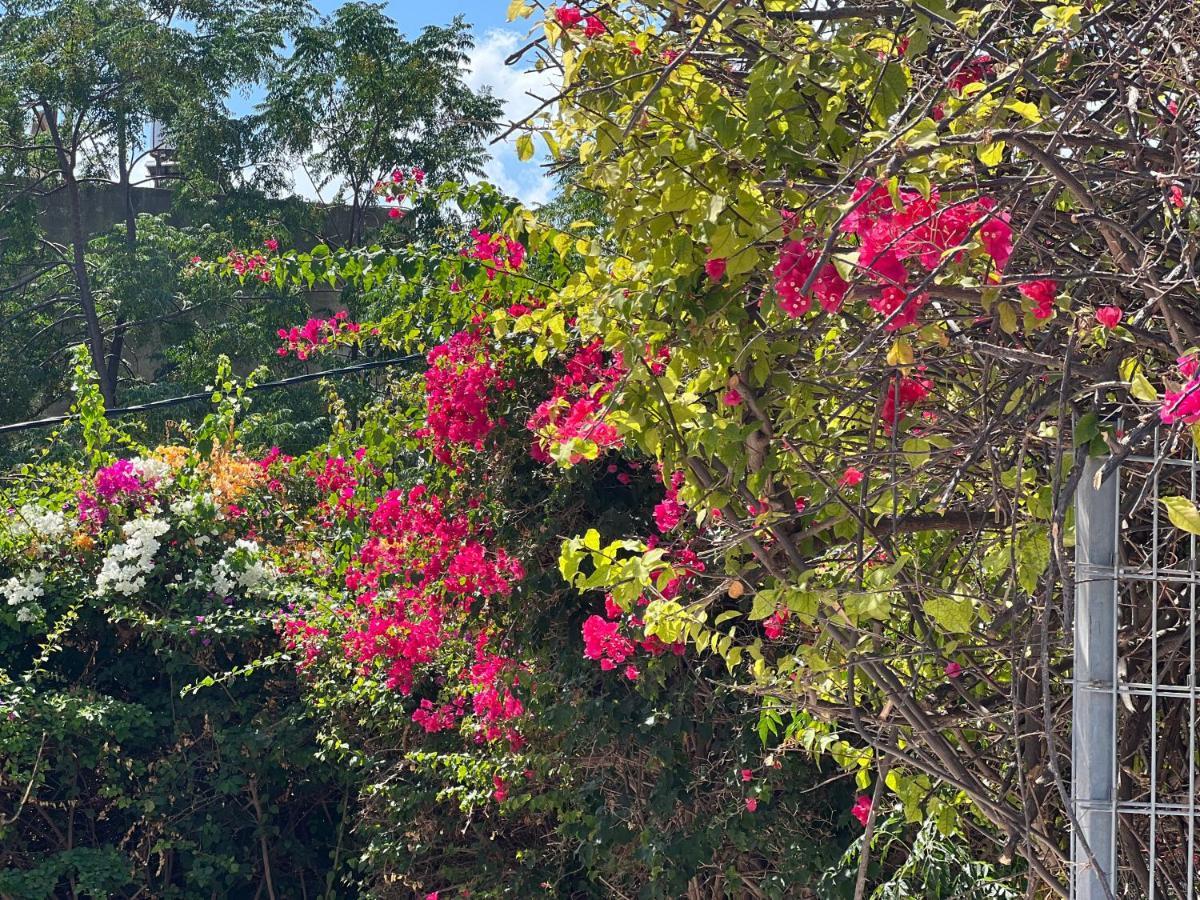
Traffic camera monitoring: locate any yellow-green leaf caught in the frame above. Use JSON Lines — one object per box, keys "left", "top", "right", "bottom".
{"left": 1162, "top": 496, "right": 1200, "bottom": 535}
{"left": 976, "top": 140, "right": 1005, "bottom": 168}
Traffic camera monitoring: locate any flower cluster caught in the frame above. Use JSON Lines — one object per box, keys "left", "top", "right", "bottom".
{"left": 1161, "top": 354, "right": 1200, "bottom": 424}
{"left": 553, "top": 6, "right": 605, "bottom": 37}
{"left": 227, "top": 249, "right": 273, "bottom": 283}
{"left": 464, "top": 230, "right": 526, "bottom": 280}
{"left": 277, "top": 310, "right": 360, "bottom": 359}
{"left": 3, "top": 570, "right": 45, "bottom": 623}
{"left": 528, "top": 340, "right": 626, "bottom": 465}
{"left": 879, "top": 373, "right": 933, "bottom": 433}
{"left": 337, "top": 486, "right": 525, "bottom": 694}
{"left": 772, "top": 238, "right": 848, "bottom": 316}
{"left": 95, "top": 515, "right": 170, "bottom": 596}
{"left": 417, "top": 330, "right": 509, "bottom": 465}
{"left": 652, "top": 470, "right": 687, "bottom": 533}
{"left": 582, "top": 614, "right": 636, "bottom": 673}
{"left": 373, "top": 166, "right": 426, "bottom": 218}
{"left": 773, "top": 181, "right": 1014, "bottom": 332}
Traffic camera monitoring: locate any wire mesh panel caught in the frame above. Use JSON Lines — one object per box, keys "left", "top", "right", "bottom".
{"left": 1074, "top": 430, "right": 1200, "bottom": 899}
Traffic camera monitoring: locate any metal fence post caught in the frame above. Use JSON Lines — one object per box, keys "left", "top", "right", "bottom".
{"left": 1073, "top": 456, "right": 1118, "bottom": 898}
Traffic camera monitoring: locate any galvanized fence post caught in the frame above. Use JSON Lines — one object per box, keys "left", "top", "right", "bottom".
{"left": 1072, "top": 456, "right": 1119, "bottom": 898}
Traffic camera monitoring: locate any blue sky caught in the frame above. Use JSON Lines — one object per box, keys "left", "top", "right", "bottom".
{"left": 291, "top": 1, "right": 555, "bottom": 205}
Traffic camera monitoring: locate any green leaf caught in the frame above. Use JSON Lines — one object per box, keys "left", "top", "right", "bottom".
{"left": 923, "top": 595, "right": 975, "bottom": 634}
{"left": 1162, "top": 496, "right": 1200, "bottom": 535}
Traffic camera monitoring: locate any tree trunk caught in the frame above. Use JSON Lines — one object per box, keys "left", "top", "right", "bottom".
{"left": 42, "top": 103, "right": 116, "bottom": 406}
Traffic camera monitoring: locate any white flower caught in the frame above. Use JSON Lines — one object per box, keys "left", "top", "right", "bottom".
{"left": 210, "top": 539, "right": 270, "bottom": 597}
{"left": 3, "top": 570, "right": 45, "bottom": 607}
{"left": 170, "top": 497, "right": 198, "bottom": 519}
{"left": 95, "top": 516, "right": 170, "bottom": 596}
{"left": 9, "top": 505, "right": 67, "bottom": 542}
{"left": 131, "top": 456, "right": 173, "bottom": 486}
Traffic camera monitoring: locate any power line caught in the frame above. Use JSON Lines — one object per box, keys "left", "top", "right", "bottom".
{"left": 0, "top": 354, "right": 423, "bottom": 437}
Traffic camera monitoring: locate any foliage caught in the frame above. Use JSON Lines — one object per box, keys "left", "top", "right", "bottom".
{"left": 0, "top": 352, "right": 350, "bottom": 897}
{"left": 261, "top": 3, "right": 503, "bottom": 244}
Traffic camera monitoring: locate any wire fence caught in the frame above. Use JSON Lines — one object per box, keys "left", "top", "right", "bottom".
{"left": 1075, "top": 427, "right": 1200, "bottom": 899}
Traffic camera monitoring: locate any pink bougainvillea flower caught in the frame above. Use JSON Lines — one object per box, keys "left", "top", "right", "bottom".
{"left": 263, "top": 238, "right": 279, "bottom": 252}
{"left": 582, "top": 615, "right": 635, "bottom": 670}
{"left": 948, "top": 54, "right": 995, "bottom": 94}
{"left": 1170, "top": 184, "right": 1186, "bottom": 208}
{"left": 851, "top": 794, "right": 873, "bottom": 826}
{"left": 582, "top": 15, "right": 606, "bottom": 37}
{"left": 1179, "top": 354, "right": 1200, "bottom": 379}
{"left": 721, "top": 388, "right": 743, "bottom": 407}
{"left": 492, "top": 775, "right": 508, "bottom": 802}
{"left": 839, "top": 467, "right": 864, "bottom": 488}
{"left": 623, "top": 664, "right": 639, "bottom": 681}
{"left": 741, "top": 768, "right": 753, "bottom": 782}
{"left": 1019, "top": 279, "right": 1058, "bottom": 320}
{"left": 772, "top": 238, "right": 849, "bottom": 316}
{"left": 945, "top": 661, "right": 963, "bottom": 678}
{"left": 762, "top": 609, "right": 789, "bottom": 640}
{"left": 388, "top": 208, "right": 401, "bottom": 219}
{"left": 745, "top": 797, "right": 758, "bottom": 813}
{"left": 868, "top": 286, "right": 928, "bottom": 330}
{"left": 1162, "top": 377, "right": 1200, "bottom": 425}
{"left": 629, "top": 40, "right": 643, "bottom": 55}
{"left": 880, "top": 375, "right": 933, "bottom": 433}
{"left": 705, "top": 255, "right": 727, "bottom": 282}
{"left": 1095, "top": 306, "right": 1123, "bottom": 329}
{"left": 553, "top": 6, "right": 583, "bottom": 27}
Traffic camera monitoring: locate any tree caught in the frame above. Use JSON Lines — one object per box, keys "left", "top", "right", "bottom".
{"left": 0, "top": 0, "right": 300, "bottom": 407}
{"left": 261, "top": 3, "right": 503, "bottom": 246}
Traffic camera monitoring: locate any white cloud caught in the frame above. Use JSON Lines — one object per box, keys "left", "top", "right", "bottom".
{"left": 465, "top": 27, "right": 559, "bottom": 207}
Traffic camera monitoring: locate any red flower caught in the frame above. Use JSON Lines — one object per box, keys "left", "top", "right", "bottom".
{"left": 705, "top": 255, "right": 727, "bottom": 282}
{"left": 745, "top": 797, "right": 758, "bottom": 813}
{"left": 388, "top": 208, "right": 401, "bottom": 219}
{"left": 1095, "top": 306, "right": 1123, "bottom": 329}
{"left": 582, "top": 15, "right": 606, "bottom": 38}
{"left": 945, "top": 661, "right": 962, "bottom": 678}
{"left": 721, "top": 389, "right": 743, "bottom": 407}
{"left": 263, "top": 238, "right": 279, "bottom": 252}
{"left": 1171, "top": 184, "right": 1186, "bottom": 208}
{"left": 839, "top": 467, "right": 864, "bottom": 488}
{"left": 1019, "top": 279, "right": 1058, "bottom": 320}
{"left": 623, "top": 664, "right": 639, "bottom": 681}
{"left": 741, "top": 768, "right": 753, "bottom": 782}
{"left": 553, "top": 6, "right": 583, "bottom": 27}
{"left": 851, "top": 794, "right": 873, "bottom": 826}
{"left": 628, "top": 41, "right": 642, "bottom": 55}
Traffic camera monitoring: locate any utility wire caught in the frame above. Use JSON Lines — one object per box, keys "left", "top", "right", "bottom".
{"left": 0, "top": 354, "right": 423, "bottom": 437}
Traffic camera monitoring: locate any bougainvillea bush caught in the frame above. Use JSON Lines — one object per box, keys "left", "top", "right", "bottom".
{"left": 0, "top": 358, "right": 350, "bottom": 897}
